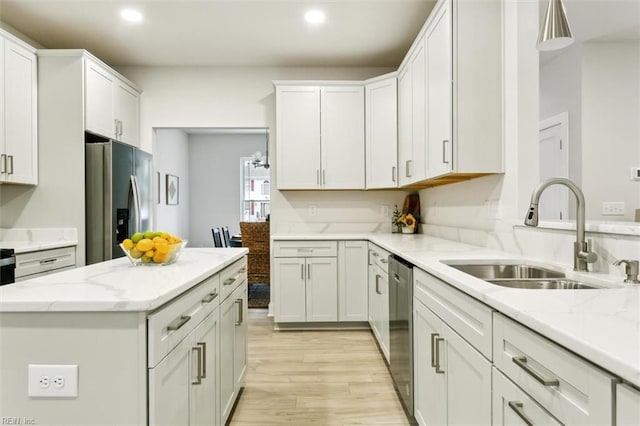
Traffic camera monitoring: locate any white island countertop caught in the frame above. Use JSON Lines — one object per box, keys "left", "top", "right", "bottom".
{"left": 273, "top": 233, "right": 640, "bottom": 388}
{"left": 0, "top": 248, "right": 248, "bottom": 312}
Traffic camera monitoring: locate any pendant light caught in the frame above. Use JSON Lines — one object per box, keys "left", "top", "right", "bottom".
{"left": 537, "top": 0, "right": 574, "bottom": 51}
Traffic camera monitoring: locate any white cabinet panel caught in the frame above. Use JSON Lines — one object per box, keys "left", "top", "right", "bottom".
{"left": 338, "top": 241, "right": 368, "bottom": 321}
{"left": 306, "top": 257, "right": 338, "bottom": 322}
{"left": 192, "top": 311, "right": 220, "bottom": 426}
{"left": 397, "top": 66, "right": 413, "bottom": 187}
{"left": 232, "top": 284, "right": 248, "bottom": 392}
{"left": 116, "top": 81, "right": 140, "bottom": 147}
{"left": 365, "top": 76, "right": 398, "bottom": 189}
{"left": 85, "top": 58, "right": 116, "bottom": 139}
{"left": 617, "top": 383, "right": 640, "bottom": 426}
{"left": 2, "top": 34, "right": 37, "bottom": 185}
{"left": 409, "top": 36, "right": 426, "bottom": 184}
{"left": 275, "top": 86, "right": 321, "bottom": 189}
{"left": 274, "top": 257, "right": 307, "bottom": 322}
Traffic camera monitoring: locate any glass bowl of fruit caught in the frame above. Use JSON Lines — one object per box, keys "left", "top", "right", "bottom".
{"left": 120, "top": 231, "right": 187, "bottom": 266}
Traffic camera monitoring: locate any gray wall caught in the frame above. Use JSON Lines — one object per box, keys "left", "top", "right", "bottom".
{"left": 188, "top": 133, "right": 266, "bottom": 247}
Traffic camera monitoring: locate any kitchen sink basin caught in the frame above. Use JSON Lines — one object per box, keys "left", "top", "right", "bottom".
{"left": 487, "top": 279, "right": 598, "bottom": 290}
{"left": 445, "top": 262, "right": 603, "bottom": 289}
{"left": 448, "top": 264, "right": 565, "bottom": 280}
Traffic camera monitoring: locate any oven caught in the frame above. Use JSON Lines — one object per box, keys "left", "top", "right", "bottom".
{"left": 0, "top": 248, "right": 16, "bottom": 285}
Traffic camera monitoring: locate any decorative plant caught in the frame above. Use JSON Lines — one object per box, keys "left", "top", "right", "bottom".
{"left": 392, "top": 205, "right": 402, "bottom": 229}
{"left": 397, "top": 213, "right": 417, "bottom": 229}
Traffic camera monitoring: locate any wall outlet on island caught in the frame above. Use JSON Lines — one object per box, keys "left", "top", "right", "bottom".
{"left": 28, "top": 364, "right": 78, "bottom": 398}
{"left": 308, "top": 205, "right": 317, "bottom": 217}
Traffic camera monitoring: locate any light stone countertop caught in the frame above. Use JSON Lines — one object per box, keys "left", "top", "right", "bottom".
{"left": 0, "top": 228, "right": 78, "bottom": 253}
{"left": 0, "top": 248, "right": 248, "bottom": 313}
{"left": 272, "top": 232, "right": 640, "bottom": 387}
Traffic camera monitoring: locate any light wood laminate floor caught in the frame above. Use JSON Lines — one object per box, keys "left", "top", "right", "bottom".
{"left": 229, "top": 309, "right": 410, "bottom": 426}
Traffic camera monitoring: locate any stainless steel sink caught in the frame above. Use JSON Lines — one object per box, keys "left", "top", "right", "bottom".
{"left": 446, "top": 262, "right": 601, "bottom": 289}
{"left": 487, "top": 279, "right": 598, "bottom": 290}
{"left": 449, "top": 264, "right": 565, "bottom": 280}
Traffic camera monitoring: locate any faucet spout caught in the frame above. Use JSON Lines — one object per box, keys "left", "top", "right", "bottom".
{"left": 524, "top": 177, "right": 596, "bottom": 271}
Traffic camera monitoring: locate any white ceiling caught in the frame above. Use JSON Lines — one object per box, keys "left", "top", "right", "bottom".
{"left": 0, "top": 0, "right": 436, "bottom": 67}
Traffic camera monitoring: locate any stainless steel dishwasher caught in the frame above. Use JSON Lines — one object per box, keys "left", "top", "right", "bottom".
{"left": 388, "top": 254, "right": 414, "bottom": 421}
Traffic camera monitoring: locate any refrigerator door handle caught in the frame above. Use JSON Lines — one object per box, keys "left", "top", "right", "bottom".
{"left": 130, "top": 175, "right": 142, "bottom": 234}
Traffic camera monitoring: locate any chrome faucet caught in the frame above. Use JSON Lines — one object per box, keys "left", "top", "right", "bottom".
{"left": 524, "top": 177, "right": 597, "bottom": 271}
{"left": 613, "top": 260, "right": 639, "bottom": 283}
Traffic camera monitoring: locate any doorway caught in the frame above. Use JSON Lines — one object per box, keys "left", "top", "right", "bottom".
{"left": 539, "top": 112, "right": 570, "bottom": 221}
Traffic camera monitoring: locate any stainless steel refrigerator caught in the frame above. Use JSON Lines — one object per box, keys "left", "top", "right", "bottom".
{"left": 85, "top": 138, "right": 152, "bottom": 265}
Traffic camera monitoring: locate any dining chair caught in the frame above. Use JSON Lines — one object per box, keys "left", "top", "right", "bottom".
{"left": 222, "top": 226, "right": 231, "bottom": 248}
{"left": 211, "top": 228, "right": 223, "bottom": 248}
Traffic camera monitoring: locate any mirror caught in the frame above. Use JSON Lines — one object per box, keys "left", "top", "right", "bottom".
{"left": 538, "top": 0, "right": 639, "bottom": 223}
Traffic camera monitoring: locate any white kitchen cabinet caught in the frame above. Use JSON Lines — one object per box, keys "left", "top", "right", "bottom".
{"left": 275, "top": 82, "right": 364, "bottom": 190}
{"left": 220, "top": 261, "right": 248, "bottom": 425}
{"left": 367, "top": 243, "right": 390, "bottom": 362}
{"left": 338, "top": 241, "right": 368, "bottom": 321}
{"left": 274, "top": 257, "right": 307, "bottom": 322}
{"left": 397, "top": 34, "right": 426, "bottom": 186}
{"left": 617, "top": 383, "right": 640, "bottom": 426}
{"left": 192, "top": 310, "right": 220, "bottom": 426}
{"left": 365, "top": 74, "right": 398, "bottom": 189}
{"left": 85, "top": 57, "right": 141, "bottom": 146}
{"left": 15, "top": 246, "right": 76, "bottom": 281}
{"left": 306, "top": 257, "right": 339, "bottom": 321}
{"left": 0, "top": 31, "right": 37, "bottom": 185}
{"left": 426, "top": 0, "right": 503, "bottom": 182}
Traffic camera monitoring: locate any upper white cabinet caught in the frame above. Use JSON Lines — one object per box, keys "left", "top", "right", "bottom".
{"left": 275, "top": 82, "right": 365, "bottom": 190}
{"left": 0, "top": 30, "right": 37, "bottom": 185}
{"left": 365, "top": 74, "right": 398, "bottom": 189}
{"left": 85, "top": 57, "right": 141, "bottom": 146}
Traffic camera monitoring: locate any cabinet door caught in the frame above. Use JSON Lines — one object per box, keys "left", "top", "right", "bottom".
{"left": 275, "top": 86, "right": 321, "bottom": 189}
{"left": 116, "top": 81, "right": 140, "bottom": 146}
{"left": 427, "top": 0, "right": 453, "bottom": 178}
{"left": 366, "top": 77, "right": 398, "bottom": 189}
{"left": 220, "top": 295, "right": 237, "bottom": 423}
{"left": 274, "top": 257, "right": 307, "bottom": 322}
{"left": 367, "top": 262, "right": 376, "bottom": 330}
{"left": 305, "top": 257, "right": 338, "bottom": 322}
{"left": 338, "top": 241, "right": 368, "bottom": 321}
{"left": 409, "top": 35, "right": 426, "bottom": 184}
{"left": 3, "top": 38, "right": 37, "bottom": 184}
{"left": 233, "top": 284, "right": 248, "bottom": 392}
{"left": 374, "top": 265, "right": 390, "bottom": 362}
{"left": 148, "top": 333, "right": 194, "bottom": 426}
{"left": 617, "top": 383, "right": 640, "bottom": 426}
{"left": 192, "top": 310, "right": 220, "bottom": 426}
{"left": 320, "top": 86, "right": 365, "bottom": 189}
{"left": 414, "top": 299, "right": 445, "bottom": 426}
{"left": 443, "top": 320, "right": 492, "bottom": 425}
{"left": 85, "top": 58, "right": 116, "bottom": 139}
{"left": 397, "top": 65, "right": 413, "bottom": 187}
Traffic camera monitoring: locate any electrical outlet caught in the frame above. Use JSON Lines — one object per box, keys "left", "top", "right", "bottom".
{"left": 602, "top": 202, "right": 625, "bottom": 216}
{"left": 28, "top": 364, "right": 78, "bottom": 398}
{"left": 382, "top": 205, "right": 389, "bottom": 217}
{"left": 308, "top": 205, "right": 317, "bottom": 217}
{"left": 631, "top": 167, "right": 640, "bottom": 181}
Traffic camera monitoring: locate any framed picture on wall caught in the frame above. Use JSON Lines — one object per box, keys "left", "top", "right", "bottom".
{"left": 166, "top": 174, "right": 179, "bottom": 205}
{"left": 156, "top": 172, "right": 161, "bottom": 204}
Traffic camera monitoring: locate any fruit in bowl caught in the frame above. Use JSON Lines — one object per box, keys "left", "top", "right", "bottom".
{"left": 120, "top": 231, "right": 187, "bottom": 266}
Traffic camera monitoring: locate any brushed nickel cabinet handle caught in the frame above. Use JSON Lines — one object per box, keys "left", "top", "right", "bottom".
{"left": 375, "top": 275, "right": 381, "bottom": 295}
{"left": 307, "top": 263, "right": 311, "bottom": 280}
{"left": 430, "top": 333, "right": 439, "bottom": 367}
{"left": 392, "top": 166, "right": 397, "bottom": 182}
{"left": 300, "top": 264, "right": 304, "bottom": 280}
{"left": 322, "top": 169, "right": 326, "bottom": 185}
{"left": 512, "top": 356, "right": 559, "bottom": 387}
{"left": 114, "top": 119, "right": 119, "bottom": 137}
{"left": 405, "top": 160, "right": 411, "bottom": 177}
{"left": 223, "top": 277, "right": 236, "bottom": 286}
{"left": 235, "top": 299, "right": 243, "bottom": 326}
{"left": 39, "top": 258, "right": 57, "bottom": 265}
{"left": 0, "top": 154, "right": 5, "bottom": 173}
{"left": 201, "top": 291, "right": 218, "bottom": 303}
{"left": 435, "top": 337, "right": 445, "bottom": 374}
{"left": 167, "top": 315, "right": 191, "bottom": 331}
{"left": 197, "top": 342, "right": 207, "bottom": 378}
{"left": 192, "top": 345, "right": 203, "bottom": 385}
{"left": 442, "top": 140, "right": 450, "bottom": 164}
{"left": 508, "top": 401, "right": 534, "bottom": 426}
{"left": 7, "top": 155, "right": 14, "bottom": 174}
{"left": 317, "top": 169, "right": 320, "bottom": 185}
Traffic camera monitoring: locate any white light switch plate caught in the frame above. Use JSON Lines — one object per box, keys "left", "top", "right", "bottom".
{"left": 28, "top": 364, "right": 78, "bottom": 398}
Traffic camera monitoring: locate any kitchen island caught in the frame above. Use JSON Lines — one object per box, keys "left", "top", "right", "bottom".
{"left": 0, "top": 248, "right": 248, "bottom": 426}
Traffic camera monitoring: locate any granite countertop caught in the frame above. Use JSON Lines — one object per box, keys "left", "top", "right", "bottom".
{"left": 0, "top": 228, "right": 78, "bottom": 253}
{"left": 272, "top": 232, "right": 640, "bottom": 387}
{"left": 0, "top": 248, "right": 248, "bottom": 313}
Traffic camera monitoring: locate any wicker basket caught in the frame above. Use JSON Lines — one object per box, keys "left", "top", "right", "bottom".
{"left": 239, "top": 222, "right": 270, "bottom": 284}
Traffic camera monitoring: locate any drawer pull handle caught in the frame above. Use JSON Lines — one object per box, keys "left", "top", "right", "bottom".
{"left": 239, "top": 267, "right": 246, "bottom": 273}
{"left": 375, "top": 275, "right": 381, "bottom": 295}
{"left": 512, "top": 356, "right": 559, "bottom": 387}
{"left": 39, "top": 258, "right": 58, "bottom": 265}
{"left": 201, "top": 291, "right": 218, "bottom": 303}
{"left": 235, "top": 299, "right": 244, "bottom": 326}
{"left": 192, "top": 345, "right": 203, "bottom": 385}
{"left": 430, "top": 333, "right": 439, "bottom": 367}
{"left": 371, "top": 252, "right": 379, "bottom": 258}
{"left": 297, "top": 248, "right": 314, "bottom": 253}
{"left": 167, "top": 315, "right": 191, "bottom": 331}
{"left": 380, "top": 258, "right": 388, "bottom": 264}
{"left": 434, "top": 337, "right": 445, "bottom": 374}
{"left": 508, "top": 401, "right": 534, "bottom": 426}
{"left": 223, "top": 277, "right": 236, "bottom": 286}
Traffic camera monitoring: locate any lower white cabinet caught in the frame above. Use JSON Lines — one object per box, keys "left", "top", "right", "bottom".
{"left": 413, "top": 297, "right": 491, "bottom": 426}
{"left": 617, "top": 383, "right": 640, "bottom": 426}
{"left": 15, "top": 246, "right": 76, "bottom": 281}
{"left": 338, "top": 241, "right": 368, "bottom": 321}
{"left": 368, "top": 257, "right": 389, "bottom": 361}
{"left": 221, "top": 279, "right": 248, "bottom": 424}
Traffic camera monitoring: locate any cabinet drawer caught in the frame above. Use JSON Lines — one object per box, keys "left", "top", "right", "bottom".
{"left": 148, "top": 273, "right": 220, "bottom": 367}
{"left": 617, "top": 383, "right": 640, "bottom": 426}
{"left": 368, "top": 243, "right": 390, "bottom": 274}
{"left": 15, "top": 246, "right": 76, "bottom": 278}
{"left": 493, "top": 313, "right": 617, "bottom": 425}
{"left": 414, "top": 267, "right": 493, "bottom": 359}
{"left": 492, "top": 367, "right": 561, "bottom": 425}
{"left": 220, "top": 257, "right": 247, "bottom": 301}
{"left": 273, "top": 240, "right": 337, "bottom": 258}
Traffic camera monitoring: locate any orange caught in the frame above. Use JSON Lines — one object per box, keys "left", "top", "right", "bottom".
{"left": 153, "top": 252, "right": 168, "bottom": 263}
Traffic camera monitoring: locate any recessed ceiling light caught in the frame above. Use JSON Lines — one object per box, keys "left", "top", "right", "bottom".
{"left": 121, "top": 9, "right": 143, "bottom": 23}
{"left": 304, "top": 10, "right": 326, "bottom": 25}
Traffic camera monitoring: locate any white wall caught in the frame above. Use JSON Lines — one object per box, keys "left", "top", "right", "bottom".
{"left": 155, "top": 129, "right": 190, "bottom": 239}
{"left": 188, "top": 133, "right": 265, "bottom": 246}
{"left": 582, "top": 42, "right": 639, "bottom": 221}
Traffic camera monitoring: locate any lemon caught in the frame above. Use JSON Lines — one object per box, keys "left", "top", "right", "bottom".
{"left": 136, "top": 238, "right": 154, "bottom": 253}
{"left": 141, "top": 255, "right": 152, "bottom": 263}
{"left": 122, "top": 239, "right": 134, "bottom": 250}
{"left": 131, "top": 232, "right": 144, "bottom": 243}
{"left": 153, "top": 252, "right": 168, "bottom": 263}
{"left": 129, "top": 248, "right": 143, "bottom": 259}
{"left": 156, "top": 244, "right": 170, "bottom": 254}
